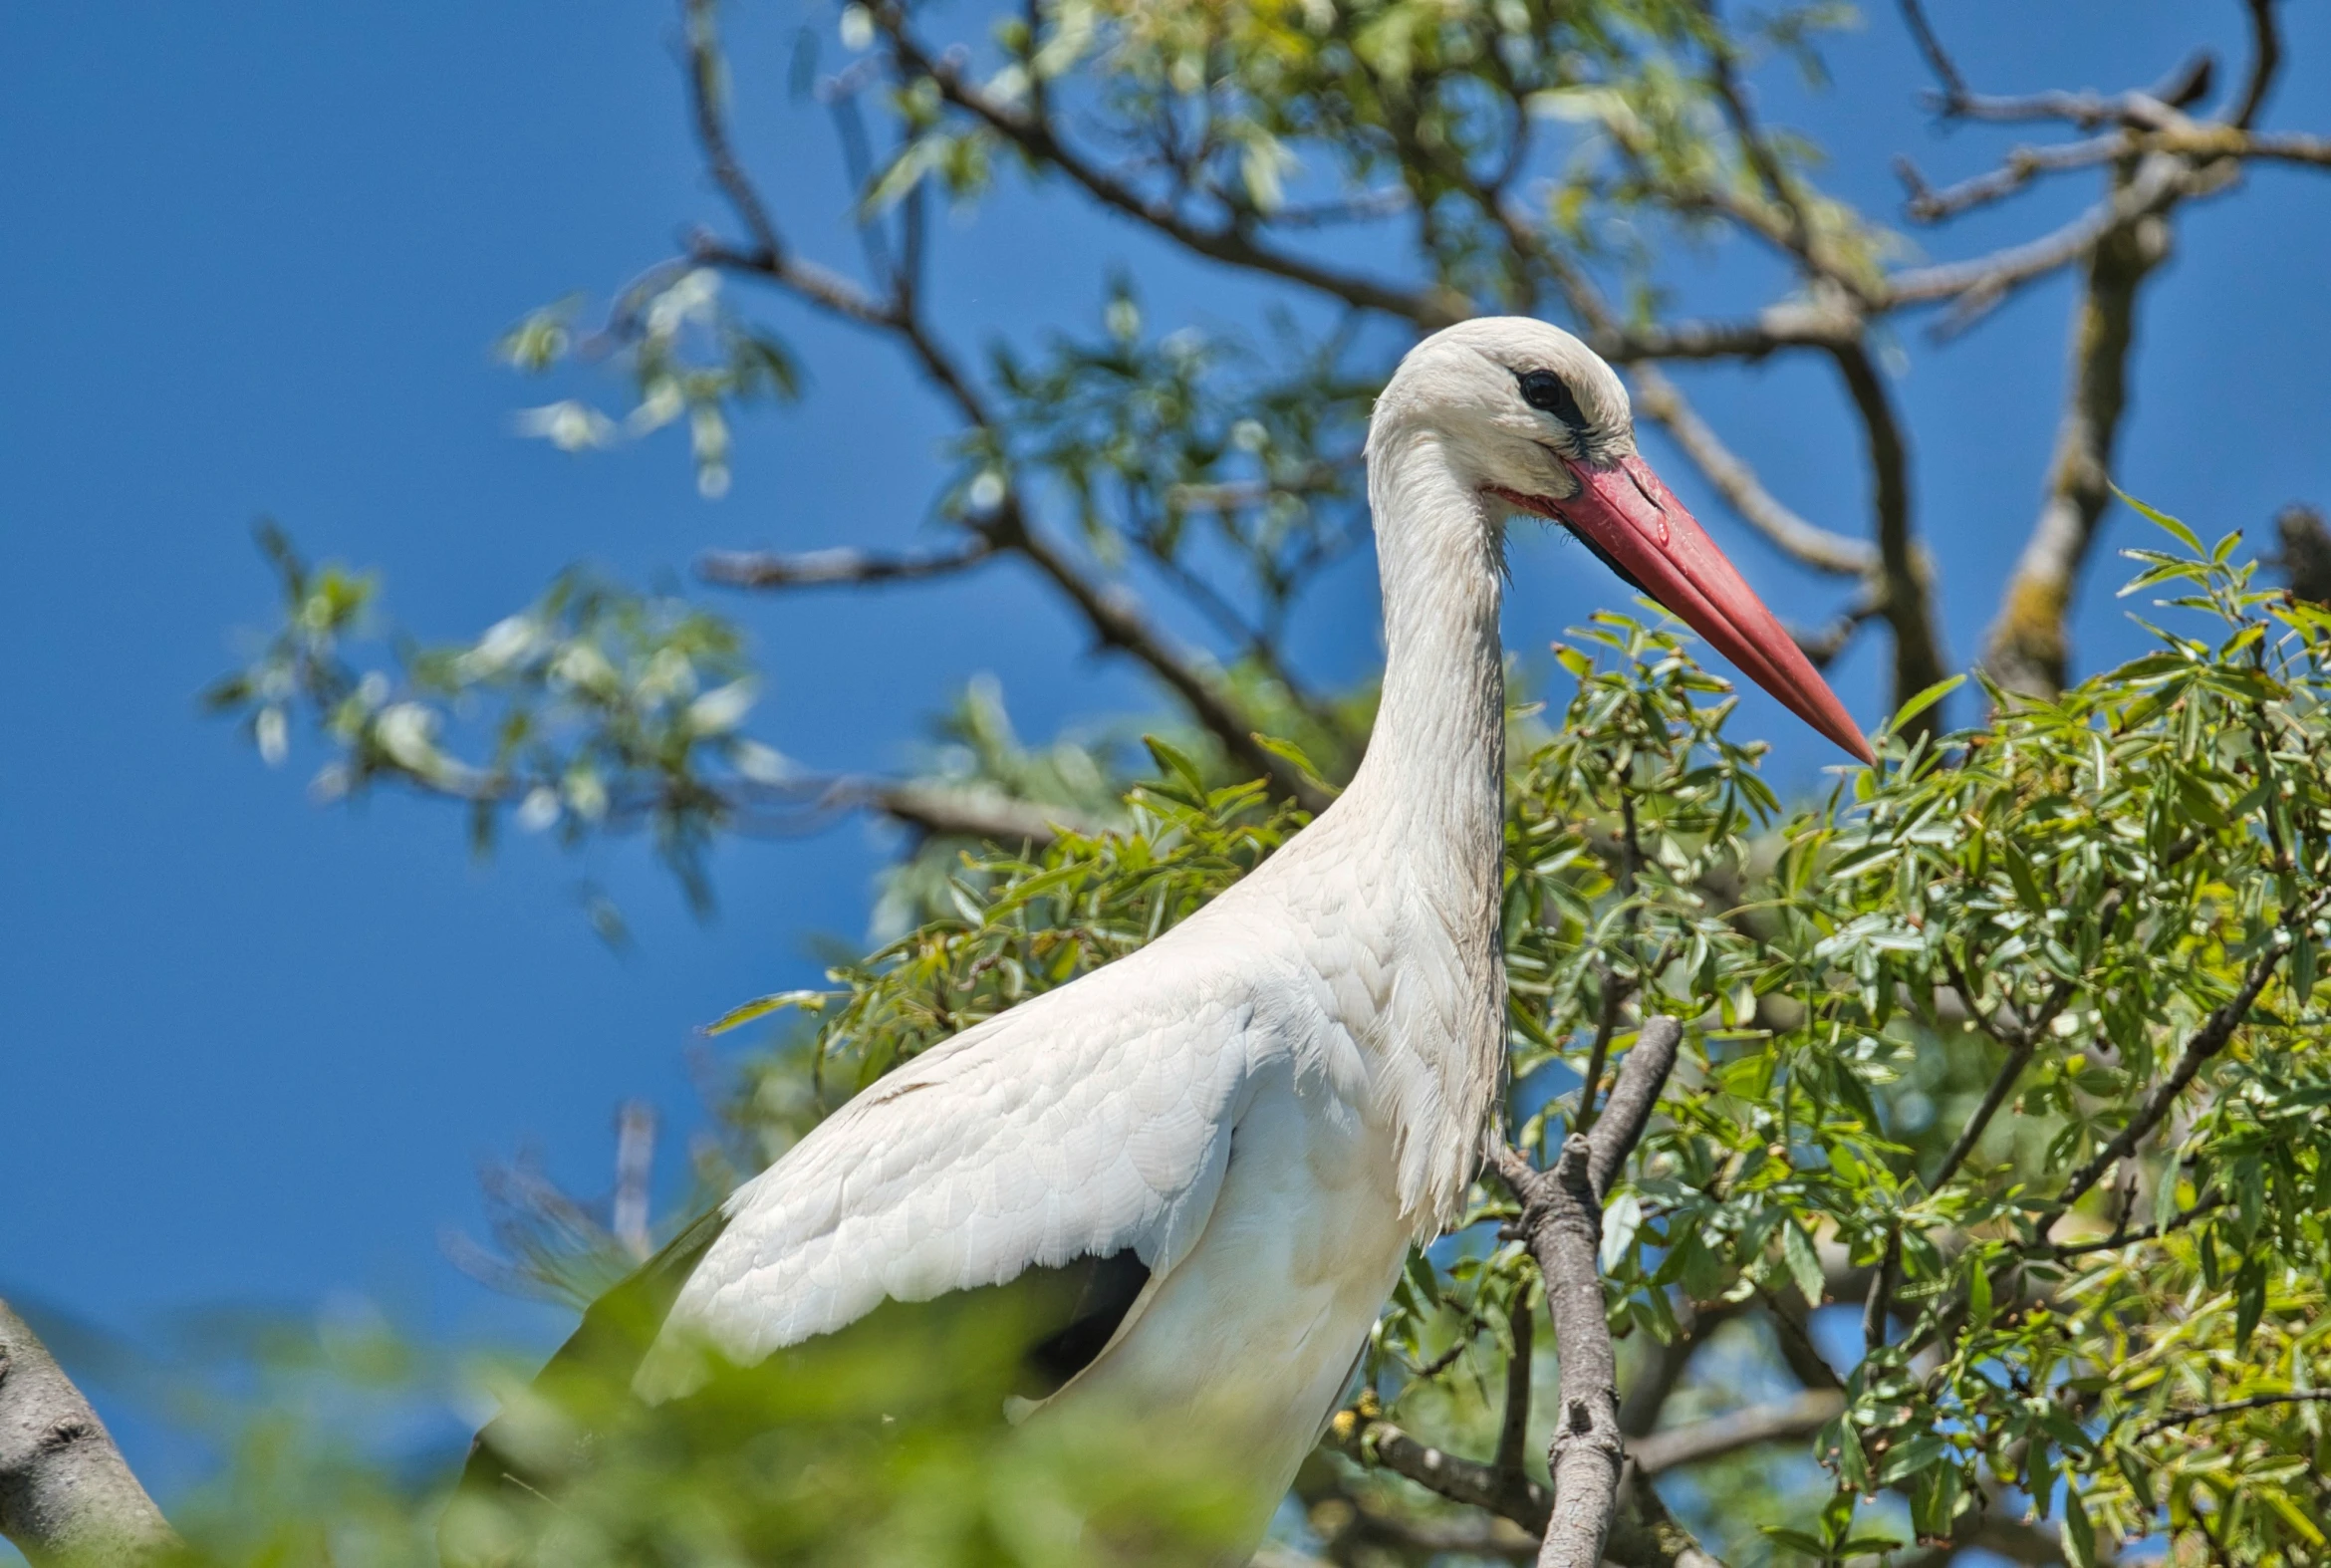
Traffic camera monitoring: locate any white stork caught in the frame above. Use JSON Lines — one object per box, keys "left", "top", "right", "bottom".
{"left": 453, "top": 317, "right": 1870, "bottom": 1559}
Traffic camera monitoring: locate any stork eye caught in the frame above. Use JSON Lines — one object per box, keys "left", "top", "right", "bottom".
{"left": 1517, "top": 369, "right": 1586, "bottom": 428}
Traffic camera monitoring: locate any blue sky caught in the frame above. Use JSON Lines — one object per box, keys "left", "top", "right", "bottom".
{"left": 3, "top": 0, "right": 2328, "bottom": 1495}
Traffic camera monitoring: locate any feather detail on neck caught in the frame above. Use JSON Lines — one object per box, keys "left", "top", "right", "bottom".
{"left": 1339, "top": 425, "right": 1510, "bottom": 1232}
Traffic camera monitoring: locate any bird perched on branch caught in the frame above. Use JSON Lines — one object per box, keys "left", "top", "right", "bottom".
{"left": 448, "top": 318, "right": 1868, "bottom": 1562}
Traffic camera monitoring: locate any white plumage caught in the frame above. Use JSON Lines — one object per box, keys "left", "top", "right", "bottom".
{"left": 599, "top": 318, "right": 1864, "bottom": 1557}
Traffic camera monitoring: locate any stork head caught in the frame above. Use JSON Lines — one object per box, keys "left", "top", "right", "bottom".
{"left": 1373, "top": 317, "right": 1873, "bottom": 764}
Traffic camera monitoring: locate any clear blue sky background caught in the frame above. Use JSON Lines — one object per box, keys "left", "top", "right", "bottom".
{"left": 4, "top": 0, "right": 2327, "bottom": 1499}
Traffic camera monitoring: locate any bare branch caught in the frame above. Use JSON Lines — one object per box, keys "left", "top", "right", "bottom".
{"left": 1497, "top": 1018, "right": 1684, "bottom": 1568}
{"left": 0, "top": 1300, "right": 176, "bottom": 1567}
{"left": 679, "top": 0, "right": 782, "bottom": 264}
{"left": 1830, "top": 343, "right": 1949, "bottom": 724}
{"left": 1791, "top": 591, "right": 1885, "bottom": 671}
{"left": 996, "top": 508, "right": 1334, "bottom": 812}
{"left": 1324, "top": 1401, "right": 1549, "bottom": 1533}
{"left": 2042, "top": 1191, "right": 2223, "bottom": 1260}
{"left": 1982, "top": 174, "right": 2175, "bottom": 698}
{"left": 1902, "top": 122, "right": 2331, "bottom": 231}
{"left": 1888, "top": 153, "right": 2192, "bottom": 317}
{"left": 698, "top": 535, "right": 999, "bottom": 590}
{"left": 1628, "top": 1391, "right": 1843, "bottom": 1477}
{"left": 1896, "top": 135, "right": 2126, "bottom": 224}
{"left": 2230, "top": 0, "right": 2284, "bottom": 131}
{"left": 855, "top": 780, "right": 1110, "bottom": 845}
{"left": 1893, "top": 0, "right": 1967, "bottom": 107}
{"left": 1629, "top": 367, "right": 1877, "bottom": 578}
{"left": 1584, "top": 1018, "right": 1682, "bottom": 1203}
{"left": 1494, "top": 1288, "right": 1536, "bottom": 1479}
{"left": 2271, "top": 503, "right": 2331, "bottom": 603}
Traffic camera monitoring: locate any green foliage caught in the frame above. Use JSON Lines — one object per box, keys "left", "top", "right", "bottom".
{"left": 175, "top": 511, "right": 2331, "bottom": 1565}
{"left": 184, "top": 0, "right": 2331, "bottom": 1557}
{"left": 207, "top": 528, "right": 788, "bottom": 913}
{"left": 1350, "top": 511, "right": 2331, "bottom": 1566}
{"left": 717, "top": 753, "right": 1302, "bottom": 1134}
{"left": 990, "top": 292, "right": 1376, "bottom": 664}
{"left": 500, "top": 268, "right": 799, "bottom": 500}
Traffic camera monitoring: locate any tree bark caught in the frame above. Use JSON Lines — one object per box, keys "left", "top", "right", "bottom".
{"left": 1496, "top": 1017, "right": 1690, "bottom": 1568}
{"left": 1983, "top": 159, "right": 2175, "bottom": 698}
{"left": 0, "top": 1301, "right": 175, "bottom": 1567}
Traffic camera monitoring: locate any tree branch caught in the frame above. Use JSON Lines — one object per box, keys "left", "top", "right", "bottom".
{"left": 2133, "top": 1390, "right": 2331, "bottom": 1439}
{"left": 1887, "top": 153, "right": 2192, "bottom": 320}
{"left": 1628, "top": 1391, "right": 1843, "bottom": 1477}
{"left": 1495, "top": 1017, "right": 1684, "bottom": 1568}
{"left": 1895, "top": 4, "right": 2202, "bottom": 135}
{"left": 697, "top": 536, "right": 1000, "bottom": 590}
{"left": 994, "top": 507, "right": 1334, "bottom": 811}
{"left": 1791, "top": 590, "right": 1886, "bottom": 671}
{"left": 673, "top": 7, "right": 1331, "bottom": 812}
{"left": 0, "top": 1301, "right": 176, "bottom": 1567}
{"left": 867, "top": 2, "right": 1461, "bottom": 330}
{"left": 2047, "top": 907, "right": 2310, "bottom": 1216}
{"left": 2230, "top": 0, "right": 2284, "bottom": 131}
{"left": 1324, "top": 1401, "right": 1549, "bottom": 1533}
{"left": 1628, "top": 367, "right": 1877, "bottom": 578}
{"left": 1494, "top": 1288, "right": 1536, "bottom": 1479}
{"left": 850, "top": 780, "right": 1110, "bottom": 845}
{"left": 1981, "top": 167, "right": 2174, "bottom": 698}
{"left": 1829, "top": 343, "right": 1948, "bottom": 726}
{"left": 1895, "top": 135, "right": 2126, "bottom": 224}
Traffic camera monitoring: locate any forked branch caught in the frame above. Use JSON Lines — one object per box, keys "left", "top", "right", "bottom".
{"left": 1494, "top": 1018, "right": 1685, "bottom": 1568}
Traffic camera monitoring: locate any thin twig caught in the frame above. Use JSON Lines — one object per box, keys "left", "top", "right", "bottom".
{"left": 2048, "top": 906, "right": 2315, "bottom": 1216}
{"left": 698, "top": 536, "right": 999, "bottom": 590}
{"left": 1629, "top": 366, "right": 1877, "bottom": 578}
{"left": 2230, "top": 0, "right": 2284, "bottom": 131}
{"left": 2133, "top": 1390, "right": 2331, "bottom": 1439}
{"left": 2043, "top": 1191, "right": 2224, "bottom": 1259}
{"left": 1897, "top": 135, "right": 2126, "bottom": 224}
{"left": 1324, "top": 1400, "right": 1549, "bottom": 1534}
{"left": 1628, "top": 1391, "right": 1843, "bottom": 1476}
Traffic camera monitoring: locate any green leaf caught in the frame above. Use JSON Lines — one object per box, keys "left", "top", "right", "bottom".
{"left": 2061, "top": 1483, "right": 2098, "bottom": 1568}
{"left": 1887, "top": 674, "right": 1964, "bottom": 737}
{"left": 1250, "top": 732, "right": 1334, "bottom": 793}
{"left": 1142, "top": 734, "right": 1208, "bottom": 799}
{"left": 700, "top": 989, "right": 832, "bottom": 1035}
{"left": 1782, "top": 1220, "right": 1825, "bottom": 1308}
{"left": 2116, "top": 488, "right": 2202, "bottom": 555}
{"left": 1600, "top": 1190, "right": 1644, "bottom": 1273}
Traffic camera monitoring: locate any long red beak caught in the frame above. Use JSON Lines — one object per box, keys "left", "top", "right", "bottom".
{"left": 1507, "top": 454, "right": 1874, "bottom": 764}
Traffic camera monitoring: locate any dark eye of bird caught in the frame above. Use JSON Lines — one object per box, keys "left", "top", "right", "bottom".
{"left": 1517, "top": 369, "right": 1587, "bottom": 429}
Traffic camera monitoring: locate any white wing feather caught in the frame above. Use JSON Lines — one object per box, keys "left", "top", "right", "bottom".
{"left": 641, "top": 935, "right": 1274, "bottom": 1397}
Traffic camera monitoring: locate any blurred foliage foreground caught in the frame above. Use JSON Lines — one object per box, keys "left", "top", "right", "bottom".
{"left": 173, "top": 513, "right": 2331, "bottom": 1568}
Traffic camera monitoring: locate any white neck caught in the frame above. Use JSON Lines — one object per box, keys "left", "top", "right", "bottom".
{"left": 1308, "top": 424, "right": 1509, "bottom": 1231}
{"left": 1341, "top": 425, "right": 1508, "bottom": 875}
